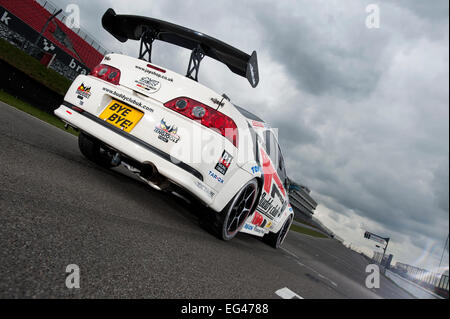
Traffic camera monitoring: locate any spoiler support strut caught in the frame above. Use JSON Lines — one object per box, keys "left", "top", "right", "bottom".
{"left": 186, "top": 45, "right": 205, "bottom": 82}
{"left": 138, "top": 30, "right": 158, "bottom": 63}
{"left": 102, "top": 8, "right": 259, "bottom": 87}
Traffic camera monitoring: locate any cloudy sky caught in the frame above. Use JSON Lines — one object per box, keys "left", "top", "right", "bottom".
{"left": 53, "top": 0, "right": 448, "bottom": 270}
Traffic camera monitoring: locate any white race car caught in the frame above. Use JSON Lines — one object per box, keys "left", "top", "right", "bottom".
{"left": 54, "top": 9, "right": 294, "bottom": 248}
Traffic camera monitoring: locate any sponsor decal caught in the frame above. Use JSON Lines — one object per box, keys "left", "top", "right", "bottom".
{"left": 135, "top": 65, "right": 174, "bottom": 82}
{"left": 260, "top": 219, "right": 267, "bottom": 228}
{"left": 268, "top": 183, "right": 288, "bottom": 218}
{"left": 1, "top": 10, "right": 11, "bottom": 25}
{"left": 194, "top": 181, "right": 215, "bottom": 198}
{"left": 279, "top": 196, "right": 289, "bottom": 217}
{"left": 251, "top": 212, "right": 264, "bottom": 227}
{"left": 271, "top": 184, "right": 283, "bottom": 204}
{"left": 257, "top": 193, "right": 281, "bottom": 218}
{"left": 102, "top": 87, "right": 154, "bottom": 113}
{"left": 42, "top": 39, "right": 55, "bottom": 52}
{"left": 253, "top": 227, "right": 265, "bottom": 234}
{"left": 103, "top": 55, "right": 111, "bottom": 61}
{"left": 251, "top": 165, "right": 261, "bottom": 174}
{"left": 248, "top": 62, "right": 256, "bottom": 86}
{"left": 154, "top": 118, "right": 180, "bottom": 143}
{"left": 260, "top": 147, "right": 286, "bottom": 196}
{"left": 244, "top": 224, "right": 254, "bottom": 231}
{"left": 265, "top": 221, "right": 273, "bottom": 229}
{"left": 76, "top": 83, "right": 91, "bottom": 99}
{"left": 214, "top": 150, "right": 233, "bottom": 175}
{"left": 252, "top": 120, "right": 265, "bottom": 128}
{"left": 68, "top": 58, "right": 88, "bottom": 75}
{"left": 135, "top": 76, "right": 161, "bottom": 93}
{"left": 208, "top": 170, "right": 224, "bottom": 184}
{"left": 210, "top": 97, "right": 224, "bottom": 107}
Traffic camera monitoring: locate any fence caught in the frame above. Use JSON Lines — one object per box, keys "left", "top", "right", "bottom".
{"left": 0, "top": 6, "right": 88, "bottom": 80}
{"left": 36, "top": 0, "right": 109, "bottom": 56}
{"left": 385, "top": 270, "right": 444, "bottom": 299}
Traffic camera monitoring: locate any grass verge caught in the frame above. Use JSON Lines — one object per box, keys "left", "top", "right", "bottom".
{"left": 0, "top": 90, "right": 78, "bottom": 136}
{"left": 293, "top": 217, "right": 321, "bottom": 230}
{"left": 290, "top": 223, "right": 328, "bottom": 238}
{"left": 0, "top": 38, "right": 71, "bottom": 95}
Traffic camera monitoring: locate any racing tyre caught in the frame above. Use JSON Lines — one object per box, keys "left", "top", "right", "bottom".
{"left": 263, "top": 215, "right": 292, "bottom": 249}
{"left": 78, "top": 132, "right": 113, "bottom": 168}
{"left": 208, "top": 179, "right": 259, "bottom": 241}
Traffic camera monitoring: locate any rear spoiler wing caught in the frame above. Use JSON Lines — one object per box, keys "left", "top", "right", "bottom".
{"left": 102, "top": 9, "right": 259, "bottom": 88}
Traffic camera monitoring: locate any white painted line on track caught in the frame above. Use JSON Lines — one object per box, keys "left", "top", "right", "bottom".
{"left": 296, "top": 260, "right": 339, "bottom": 287}
{"left": 275, "top": 287, "right": 304, "bottom": 299}
{"left": 281, "top": 247, "right": 299, "bottom": 259}
{"left": 281, "top": 247, "right": 338, "bottom": 288}
{"left": 1, "top": 102, "right": 77, "bottom": 138}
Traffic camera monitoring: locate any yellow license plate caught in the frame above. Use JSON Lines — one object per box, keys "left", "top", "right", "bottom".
{"left": 99, "top": 100, "right": 144, "bottom": 132}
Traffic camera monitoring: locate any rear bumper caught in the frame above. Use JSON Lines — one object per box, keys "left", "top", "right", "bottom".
{"left": 55, "top": 102, "right": 217, "bottom": 207}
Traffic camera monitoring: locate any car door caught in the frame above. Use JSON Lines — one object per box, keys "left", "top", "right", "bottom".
{"left": 276, "top": 144, "right": 290, "bottom": 217}
{"left": 254, "top": 129, "right": 288, "bottom": 224}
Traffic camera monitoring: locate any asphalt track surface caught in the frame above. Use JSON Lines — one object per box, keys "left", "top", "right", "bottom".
{"left": 0, "top": 102, "right": 413, "bottom": 299}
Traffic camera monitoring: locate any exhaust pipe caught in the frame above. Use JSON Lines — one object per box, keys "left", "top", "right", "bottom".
{"left": 140, "top": 162, "right": 170, "bottom": 190}
{"left": 122, "top": 161, "right": 170, "bottom": 191}
{"left": 140, "top": 163, "right": 156, "bottom": 180}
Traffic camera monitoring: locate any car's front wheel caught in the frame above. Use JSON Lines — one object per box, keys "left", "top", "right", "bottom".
{"left": 78, "top": 132, "right": 113, "bottom": 168}
{"left": 208, "top": 179, "right": 259, "bottom": 241}
{"left": 263, "top": 215, "right": 292, "bottom": 249}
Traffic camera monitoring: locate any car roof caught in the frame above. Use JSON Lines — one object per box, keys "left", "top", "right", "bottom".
{"left": 233, "top": 104, "right": 265, "bottom": 123}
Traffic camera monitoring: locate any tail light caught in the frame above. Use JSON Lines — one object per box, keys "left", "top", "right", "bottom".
{"left": 164, "top": 97, "right": 238, "bottom": 147}
{"left": 90, "top": 64, "right": 121, "bottom": 85}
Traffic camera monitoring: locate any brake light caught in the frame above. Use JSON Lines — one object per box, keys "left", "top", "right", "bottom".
{"left": 147, "top": 64, "right": 166, "bottom": 73}
{"left": 90, "top": 64, "right": 121, "bottom": 85}
{"left": 164, "top": 97, "right": 238, "bottom": 147}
